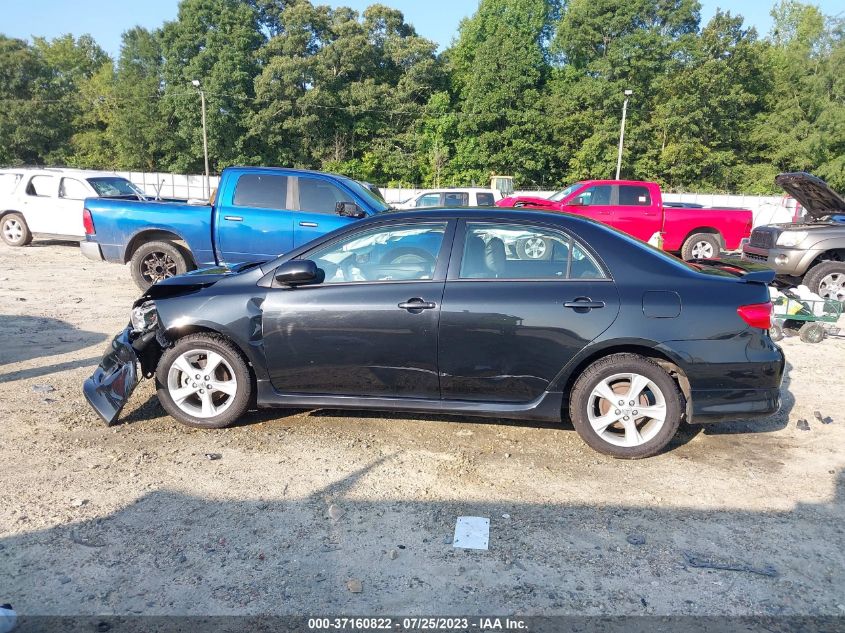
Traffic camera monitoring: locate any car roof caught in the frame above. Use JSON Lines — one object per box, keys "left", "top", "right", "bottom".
{"left": 414, "top": 188, "right": 498, "bottom": 193}
{"left": 0, "top": 167, "right": 122, "bottom": 179}
{"left": 374, "top": 206, "right": 598, "bottom": 227}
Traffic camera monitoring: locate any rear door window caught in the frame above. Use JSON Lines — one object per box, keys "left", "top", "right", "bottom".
{"left": 619, "top": 185, "right": 652, "bottom": 206}
{"left": 298, "top": 177, "right": 354, "bottom": 214}
{"left": 443, "top": 192, "right": 469, "bottom": 206}
{"left": 459, "top": 222, "right": 606, "bottom": 280}
{"left": 233, "top": 174, "right": 288, "bottom": 209}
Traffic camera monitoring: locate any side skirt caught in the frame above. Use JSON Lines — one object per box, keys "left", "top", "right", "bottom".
{"left": 255, "top": 380, "right": 563, "bottom": 423}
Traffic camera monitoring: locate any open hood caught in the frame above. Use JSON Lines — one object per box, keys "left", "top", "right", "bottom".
{"left": 775, "top": 172, "right": 845, "bottom": 220}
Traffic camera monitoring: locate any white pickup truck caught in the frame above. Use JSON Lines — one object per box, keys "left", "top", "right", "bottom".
{"left": 0, "top": 168, "right": 145, "bottom": 246}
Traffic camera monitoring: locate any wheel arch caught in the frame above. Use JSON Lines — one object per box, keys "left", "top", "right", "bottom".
{"left": 160, "top": 323, "right": 266, "bottom": 384}
{"left": 806, "top": 247, "right": 845, "bottom": 271}
{"left": 682, "top": 226, "right": 724, "bottom": 247}
{"left": 555, "top": 342, "right": 692, "bottom": 422}
{"left": 124, "top": 229, "right": 196, "bottom": 267}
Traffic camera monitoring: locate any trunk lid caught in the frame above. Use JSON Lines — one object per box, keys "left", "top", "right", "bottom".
{"left": 687, "top": 257, "right": 776, "bottom": 285}
{"left": 776, "top": 172, "right": 845, "bottom": 220}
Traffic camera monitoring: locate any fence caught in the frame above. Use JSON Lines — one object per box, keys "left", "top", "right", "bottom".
{"left": 118, "top": 171, "right": 793, "bottom": 227}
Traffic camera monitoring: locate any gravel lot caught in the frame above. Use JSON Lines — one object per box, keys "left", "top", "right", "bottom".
{"left": 1, "top": 240, "right": 844, "bottom": 617}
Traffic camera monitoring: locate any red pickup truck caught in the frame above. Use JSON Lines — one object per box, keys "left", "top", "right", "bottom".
{"left": 498, "top": 180, "right": 753, "bottom": 260}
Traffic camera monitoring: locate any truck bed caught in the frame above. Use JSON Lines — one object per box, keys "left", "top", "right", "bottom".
{"left": 84, "top": 197, "right": 216, "bottom": 266}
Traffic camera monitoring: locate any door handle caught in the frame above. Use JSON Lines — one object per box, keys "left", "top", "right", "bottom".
{"left": 563, "top": 298, "right": 605, "bottom": 311}
{"left": 299, "top": 221, "right": 318, "bottom": 228}
{"left": 398, "top": 298, "right": 436, "bottom": 311}
{"left": 223, "top": 215, "right": 243, "bottom": 222}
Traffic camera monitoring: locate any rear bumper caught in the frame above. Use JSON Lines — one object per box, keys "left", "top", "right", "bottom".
{"left": 690, "top": 387, "right": 781, "bottom": 420}
{"left": 80, "top": 240, "right": 104, "bottom": 262}
{"left": 658, "top": 336, "right": 785, "bottom": 422}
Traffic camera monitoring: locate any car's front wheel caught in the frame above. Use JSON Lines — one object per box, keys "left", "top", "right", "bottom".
{"left": 569, "top": 353, "right": 683, "bottom": 459}
{"left": 156, "top": 334, "right": 252, "bottom": 429}
{"left": 804, "top": 261, "right": 845, "bottom": 302}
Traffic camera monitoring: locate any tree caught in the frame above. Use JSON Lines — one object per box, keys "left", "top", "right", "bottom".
{"left": 446, "top": 0, "right": 557, "bottom": 186}
{"left": 159, "top": 0, "right": 264, "bottom": 172}
{"left": 750, "top": 1, "right": 845, "bottom": 190}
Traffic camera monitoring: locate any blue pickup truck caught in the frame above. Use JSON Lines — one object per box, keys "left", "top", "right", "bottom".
{"left": 81, "top": 166, "right": 390, "bottom": 289}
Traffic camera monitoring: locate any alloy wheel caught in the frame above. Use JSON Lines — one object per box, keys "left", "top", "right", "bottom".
{"left": 3, "top": 218, "right": 23, "bottom": 243}
{"left": 142, "top": 251, "right": 178, "bottom": 284}
{"left": 166, "top": 349, "right": 239, "bottom": 419}
{"left": 818, "top": 272, "right": 844, "bottom": 302}
{"left": 690, "top": 240, "right": 714, "bottom": 259}
{"left": 587, "top": 372, "right": 667, "bottom": 447}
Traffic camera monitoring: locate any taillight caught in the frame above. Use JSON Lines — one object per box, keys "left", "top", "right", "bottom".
{"left": 83, "top": 208, "right": 95, "bottom": 235}
{"left": 737, "top": 302, "right": 773, "bottom": 330}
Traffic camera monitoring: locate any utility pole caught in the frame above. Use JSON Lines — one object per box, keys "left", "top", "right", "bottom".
{"left": 192, "top": 79, "right": 211, "bottom": 200}
{"left": 615, "top": 89, "right": 633, "bottom": 180}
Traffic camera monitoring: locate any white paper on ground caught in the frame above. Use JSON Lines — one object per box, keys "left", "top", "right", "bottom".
{"left": 453, "top": 516, "right": 490, "bottom": 550}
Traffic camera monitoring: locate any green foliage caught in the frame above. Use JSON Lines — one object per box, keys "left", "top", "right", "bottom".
{"left": 0, "top": 0, "right": 843, "bottom": 194}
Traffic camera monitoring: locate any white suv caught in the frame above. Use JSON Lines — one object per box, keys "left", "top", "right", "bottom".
{"left": 395, "top": 188, "right": 502, "bottom": 209}
{"left": 0, "top": 168, "right": 144, "bottom": 246}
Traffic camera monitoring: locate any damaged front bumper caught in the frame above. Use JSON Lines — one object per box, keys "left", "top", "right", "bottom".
{"left": 83, "top": 326, "right": 161, "bottom": 425}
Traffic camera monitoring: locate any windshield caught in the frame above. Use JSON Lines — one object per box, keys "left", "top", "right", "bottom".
{"left": 87, "top": 177, "right": 144, "bottom": 198}
{"left": 340, "top": 177, "right": 390, "bottom": 213}
{"left": 548, "top": 183, "right": 580, "bottom": 202}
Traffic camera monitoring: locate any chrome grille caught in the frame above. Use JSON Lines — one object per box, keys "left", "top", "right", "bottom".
{"left": 748, "top": 228, "right": 776, "bottom": 249}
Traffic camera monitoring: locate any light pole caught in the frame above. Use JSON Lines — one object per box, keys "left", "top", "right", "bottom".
{"left": 192, "top": 79, "right": 211, "bottom": 200}
{"left": 615, "top": 89, "right": 633, "bottom": 180}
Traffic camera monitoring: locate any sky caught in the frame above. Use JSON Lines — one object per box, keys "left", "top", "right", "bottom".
{"left": 2, "top": 0, "right": 843, "bottom": 58}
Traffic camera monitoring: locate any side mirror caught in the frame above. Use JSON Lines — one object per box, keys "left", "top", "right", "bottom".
{"left": 336, "top": 201, "right": 366, "bottom": 218}
{"left": 275, "top": 260, "right": 323, "bottom": 286}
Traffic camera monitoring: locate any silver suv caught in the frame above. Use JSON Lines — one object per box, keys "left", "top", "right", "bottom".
{"left": 742, "top": 172, "right": 845, "bottom": 301}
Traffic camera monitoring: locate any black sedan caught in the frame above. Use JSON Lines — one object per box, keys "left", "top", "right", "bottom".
{"left": 84, "top": 208, "right": 784, "bottom": 459}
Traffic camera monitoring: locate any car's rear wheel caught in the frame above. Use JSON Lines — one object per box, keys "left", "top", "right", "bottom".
{"left": 156, "top": 334, "right": 252, "bottom": 429}
{"left": 804, "top": 261, "right": 845, "bottom": 302}
{"left": 1, "top": 213, "right": 32, "bottom": 247}
{"left": 681, "top": 233, "right": 720, "bottom": 261}
{"left": 130, "top": 240, "right": 190, "bottom": 290}
{"left": 569, "top": 353, "right": 683, "bottom": 459}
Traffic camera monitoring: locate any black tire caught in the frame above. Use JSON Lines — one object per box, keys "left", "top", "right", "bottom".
{"left": 681, "top": 233, "right": 720, "bottom": 261}
{"left": 569, "top": 353, "right": 684, "bottom": 459}
{"left": 155, "top": 333, "right": 252, "bottom": 429}
{"left": 803, "top": 261, "right": 845, "bottom": 302}
{"left": 770, "top": 321, "right": 784, "bottom": 342}
{"left": 130, "top": 240, "right": 190, "bottom": 291}
{"left": 1, "top": 213, "right": 33, "bottom": 247}
{"left": 798, "top": 322, "right": 825, "bottom": 344}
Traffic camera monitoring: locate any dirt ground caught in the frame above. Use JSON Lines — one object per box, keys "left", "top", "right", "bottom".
{"left": 1, "top": 239, "right": 844, "bottom": 618}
